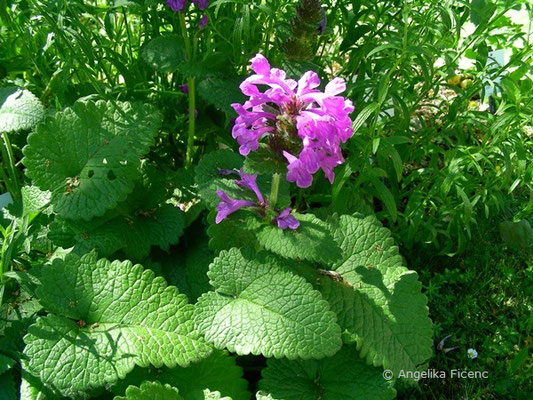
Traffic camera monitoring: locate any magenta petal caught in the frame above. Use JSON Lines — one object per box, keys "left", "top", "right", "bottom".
{"left": 325, "top": 77, "right": 346, "bottom": 96}
{"left": 276, "top": 208, "right": 300, "bottom": 230}
{"left": 236, "top": 169, "right": 264, "bottom": 203}
{"left": 215, "top": 190, "right": 256, "bottom": 224}
{"left": 250, "top": 54, "right": 271, "bottom": 76}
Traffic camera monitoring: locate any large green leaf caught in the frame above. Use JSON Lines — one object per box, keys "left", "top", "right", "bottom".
{"left": 257, "top": 213, "right": 342, "bottom": 264}
{"left": 23, "top": 252, "right": 211, "bottom": 394}
{"left": 0, "top": 371, "right": 17, "bottom": 400}
{"left": 0, "top": 87, "right": 45, "bottom": 132}
{"left": 197, "top": 77, "right": 245, "bottom": 116}
{"left": 23, "top": 100, "right": 160, "bottom": 220}
{"left": 206, "top": 209, "right": 260, "bottom": 253}
{"left": 195, "top": 248, "right": 342, "bottom": 359}
{"left": 112, "top": 350, "right": 249, "bottom": 400}
{"left": 323, "top": 214, "right": 433, "bottom": 377}
{"left": 258, "top": 345, "right": 396, "bottom": 400}
{"left": 115, "top": 381, "right": 183, "bottom": 400}
{"left": 141, "top": 35, "right": 186, "bottom": 74}
{"left": 49, "top": 203, "right": 184, "bottom": 260}
{"left": 195, "top": 150, "right": 245, "bottom": 207}
{"left": 242, "top": 144, "right": 287, "bottom": 175}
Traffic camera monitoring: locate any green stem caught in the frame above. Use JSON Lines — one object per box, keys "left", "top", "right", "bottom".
{"left": 179, "top": 13, "right": 192, "bottom": 59}
{"left": 178, "top": 12, "right": 197, "bottom": 167}
{"left": 185, "top": 77, "right": 196, "bottom": 166}
{"left": 269, "top": 173, "right": 281, "bottom": 211}
{"left": 0, "top": 132, "right": 19, "bottom": 198}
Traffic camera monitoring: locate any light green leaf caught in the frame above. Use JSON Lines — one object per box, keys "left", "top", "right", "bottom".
{"left": 201, "top": 389, "right": 232, "bottom": 400}
{"left": 115, "top": 381, "right": 183, "bottom": 400}
{"left": 141, "top": 35, "right": 186, "bottom": 74}
{"left": 257, "top": 213, "right": 342, "bottom": 264}
{"left": 23, "top": 100, "right": 161, "bottom": 220}
{"left": 0, "top": 87, "right": 45, "bottom": 132}
{"left": 21, "top": 186, "right": 51, "bottom": 216}
{"left": 323, "top": 214, "right": 433, "bottom": 378}
{"left": 20, "top": 361, "right": 57, "bottom": 400}
{"left": 258, "top": 345, "right": 396, "bottom": 400}
{"left": 195, "top": 248, "right": 342, "bottom": 359}
{"left": 24, "top": 252, "right": 211, "bottom": 394}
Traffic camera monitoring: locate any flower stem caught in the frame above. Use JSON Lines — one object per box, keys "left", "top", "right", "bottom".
{"left": 185, "top": 76, "right": 196, "bottom": 166}
{"left": 269, "top": 173, "right": 281, "bottom": 211}
{"left": 178, "top": 12, "right": 196, "bottom": 167}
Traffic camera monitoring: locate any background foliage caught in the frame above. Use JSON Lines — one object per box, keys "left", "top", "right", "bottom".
{"left": 0, "top": 0, "right": 531, "bottom": 399}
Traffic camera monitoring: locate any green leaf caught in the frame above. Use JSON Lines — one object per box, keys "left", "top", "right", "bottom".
{"left": 206, "top": 209, "right": 260, "bottom": 253}
{"left": 24, "top": 252, "right": 211, "bottom": 394}
{"left": 195, "top": 248, "right": 342, "bottom": 359}
{"left": 201, "top": 390, "right": 232, "bottom": 400}
{"left": 370, "top": 178, "right": 397, "bottom": 222}
{"left": 257, "top": 213, "right": 342, "bottom": 264}
{"left": 242, "top": 144, "right": 287, "bottom": 175}
{"left": 258, "top": 345, "right": 396, "bottom": 400}
{"left": 0, "top": 354, "right": 14, "bottom": 375}
{"left": 352, "top": 103, "right": 378, "bottom": 133}
{"left": 21, "top": 186, "right": 51, "bottom": 216}
{"left": 49, "top": 203, "right": 185, "bottom": 260}
{"left": 0, "top": 371, "right": 17, "bottom": 400}
{"left": 115, "top": 381, "right": 183, "bottom": 400}
{"left": 197, "top": 77, "right": 246, "bottom": 116}
{"left": 23, "top": 100, "right": 161, "bottom": 220}
{"left": 340, "top": 23, "right": 372, "bottom": 52}
{"left": 141, "top": 35, "right": 186, "bottom": 73}
{"left": 0, "top": 87, "right": 45, "bottom": 132}
{"left": 112, "top": 350, "right": 248, "bottom": 400}
{"left": 322, "top": 214, "right": 433, "bottom": 378}
{"left": 20, "top": 361, "right": 58, "bottom": 400}
{"left": 195, "top": 150, "right": 244, "bottom": 207}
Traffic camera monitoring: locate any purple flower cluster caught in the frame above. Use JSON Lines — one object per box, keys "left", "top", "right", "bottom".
{"left": 167, "top": 0, "right": 208, "bottom": 11}
{"left": 215, "top": 169, "right": 299, "bottom": 230}
{"left": 231, "top": 54, "right": 354, "bottom": 188}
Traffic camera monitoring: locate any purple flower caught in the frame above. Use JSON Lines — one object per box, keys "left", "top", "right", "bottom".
{"left": 231, "top": 54, "right": 354, "bottom": 188}
{"left": 215, "top": 170, "right": 264, "bottom": 224}
{"left": 192, "top": 0, "right": 208, "bottom": 10}
{"left": 166, "top": 0, "right": 187, "bottom": 12}
{"left": 318, "top": 8, "right": 327, "bottom": 34}
{"left": 179, "top": 84, "right": 189, "bottom": 94}
{"left": 215, "top": 190, "right": 256, "bottom": 224}
{"left": 275, "top": 208, "right": 300, "bottom": 230}
{"left": 235, "top": 169, "right": 264, "bottom": 204}
{"left": 199, "top": 14, "right": 208, "bottom": 29}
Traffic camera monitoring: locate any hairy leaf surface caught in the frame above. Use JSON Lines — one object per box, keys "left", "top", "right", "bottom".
{"left": 115, "top": 381, "right": 183, "bottom": 400}
{"left": 195, "top": 248, "right": 342, "bottom": 359}
{"left": 24, "top": 252, "right": 211, "bottom": 393}
{"left": 112, "top": 350, "right": 249, "bottom": 400}
{"left": 258, "top": 345, "right": 396, "bottom": 400}
{"left": 0, "top": 87, "right": 45, "bottom": 132}
{"left": 23, "top": 101, "right": 160, "bottom": 220}
{"left": 324, "top": 214, "right": 433, "bottom": 377}
{"left": 257, "top": 213, "right": 342, "bottom": 264}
